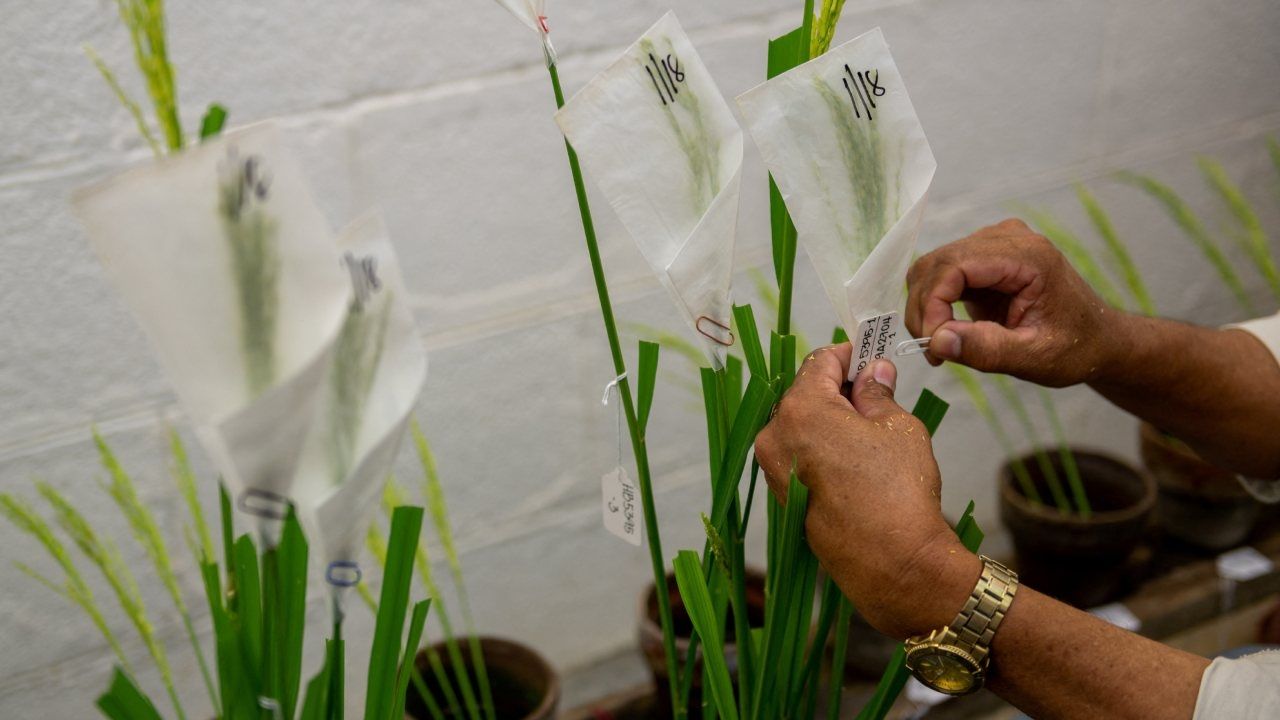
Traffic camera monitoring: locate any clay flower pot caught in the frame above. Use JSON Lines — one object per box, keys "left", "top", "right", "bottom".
{"left": 637, "top": 568, "right": 765, "bottom": 717}
{"left": 1140, "top": 422, "right": 1260, "bottom": 551}
{"left": 1000, "top": 448, "right": 1156, "bottom": 608}
{"left": 404, "top": 636, "right": 559, "bottom": 720}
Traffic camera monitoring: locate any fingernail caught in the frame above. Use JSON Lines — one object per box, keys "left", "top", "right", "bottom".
{"left": 871, "top": 359, "right": 897, "bottom": 390}
{"left": 933, "top": 328, "right": 961, "bottom": 359}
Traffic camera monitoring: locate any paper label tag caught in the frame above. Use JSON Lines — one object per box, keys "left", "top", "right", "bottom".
{"left": 1216, "top": 546, "right": 1274, "bottom": 582}
{"left": 602, "top": 467, "right": 642, "bottom": 546}
{"left": 1089, "top": 602, "right": 1141, "bottom": 632}
{"left": 853, "top": 312, "right": 902, "bottom": 375}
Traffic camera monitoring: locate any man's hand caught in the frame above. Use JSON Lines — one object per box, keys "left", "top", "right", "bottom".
{"left": 753, "top": 345, "right": 979, "bottom": 639}
{"left": 905, "top": 218, "right": 1116, "bottom": 387}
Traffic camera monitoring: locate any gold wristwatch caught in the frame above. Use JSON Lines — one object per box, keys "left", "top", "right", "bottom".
{"left": 903, "top": 555, "right": 1018, "bottom": 696}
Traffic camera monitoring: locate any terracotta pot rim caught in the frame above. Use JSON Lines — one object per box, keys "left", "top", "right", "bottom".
{"left": 999, "top": 446, "right": 1156, "bottom": 525}
{"left": 418, "top": 635, "right": 560, "bottom": 720}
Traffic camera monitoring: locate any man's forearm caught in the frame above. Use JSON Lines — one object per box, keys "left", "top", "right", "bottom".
{"left": 1087, "top": 312, "right": 1280, "bottom": 477}
{"left": 987, "top": 587, "right": 1208, "bottom": 719}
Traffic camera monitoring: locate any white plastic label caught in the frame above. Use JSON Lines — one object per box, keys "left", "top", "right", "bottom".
{"left": 1216, "top": 546, "right": 1274, "bottom": 582}
{"left": 602, "top": 467, "right": 642, "bottom": 546}
{"left": 1089, "top": 602, "right": 1141, "bottom": 632}
{"left": 852, "top": 311, "right": 901, "bottom": 378}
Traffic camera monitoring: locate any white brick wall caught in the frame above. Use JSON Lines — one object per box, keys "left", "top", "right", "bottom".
{"left": 2, "top": 0, "right": 1278, "bottom": 715}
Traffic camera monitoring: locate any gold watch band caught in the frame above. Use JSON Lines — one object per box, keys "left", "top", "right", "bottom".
{"left": 949, "top": 555, "right": 1018, "bottom": 664}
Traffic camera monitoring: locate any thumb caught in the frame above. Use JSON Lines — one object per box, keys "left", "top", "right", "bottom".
{"left": 852, "top": 359, "right": 903, "bottom": 420}
{"left": 930, "top": 320, "right": 1031, "bottom": 374}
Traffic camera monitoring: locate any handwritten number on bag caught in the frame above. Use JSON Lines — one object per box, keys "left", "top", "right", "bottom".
{"left": 646, "top": 52, "right": 685, "bottom": 106}
{"left": 842, "top": 65, "right": 886, "bottom": 121}
{"left": 342, "top": 252, "right": 381, "bottom": 312}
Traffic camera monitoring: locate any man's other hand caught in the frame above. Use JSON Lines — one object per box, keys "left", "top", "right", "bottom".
{"left": 906, "top": 218, "right": 1115, "bottom": 387}
{"left": 753, "top": 346, "right": 979, "bottom": 639}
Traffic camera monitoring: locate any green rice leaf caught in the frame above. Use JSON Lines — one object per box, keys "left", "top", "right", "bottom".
{"left": 673, "top": 551, "right": 739, "bottom": 720}
{"left": 327, "top": 633, "right": 346, "bottom": 720}
{"left": 831, "top": 326, "right": 849, "bottom": 344}
{"left": 1118, "top": 171, "right": 1255, "bottom": 315}
{"left": 234, "top": 534, "right": 264, "bottom": 683}
{"left": 826, "top": 597, "right": 854, "bottom": 720}
{"left": 390, "top": 599, "right": 432, "bottom": 720}
{"left": 751, "top": 473, "right": 809, "bottom": 720}
{"left": 792, "top": 578, "right": 840, "bottom": 716}
{"left": 200, "top": 103, "right": 227, "bottom": 140}
{"left": 277, "top": 510, "right": 309, "bottom": 718}
{"left": 364, "top": 506, "right": 424, "bottom": 720}
{"left": 1038, "top": 390, "right": 1090, "bottom": 519}
{"left": 622, "top": 322, "right": 705, "bottom": 369}
{"left": 636, "top": 341, "right": 660, "bottom": 433}
{"left": 732, "top": 304, "right": 768, "bottom": 379}
{"left": 1199, "top": 157, "right": 1280, "bottom": 301}
{"left": 909, "top": 388, "right": 949, "bottom": 436}
{"left": 708, "top": 376, "right": 777, "bottom": 538}
{"left": 96, "top": 667, "right": 164, "bottom": 720}
{"left": 1076, "top": 185, "right": 1156, "bottom": 316}
{"left": 298, "top": 652, "right": 331, "bottom": 720}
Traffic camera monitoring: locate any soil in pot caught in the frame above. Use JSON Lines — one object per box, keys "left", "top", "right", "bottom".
{"left": 638, "top": 568, "right": 766, "bottom": 718}
{"left": 1000, "top": 448, "right": 1156, "bottom": 608}
{"left": 1140, "top": 422, "right": 1261, "bottom": 552}
{"left": 405, "top": 636, "right": 559, "bottom": 720}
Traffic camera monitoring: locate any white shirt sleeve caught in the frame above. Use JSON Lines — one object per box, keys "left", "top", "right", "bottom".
{"left": 1227, "top": 313, "right": 1280, "bottom": 503}
{"left": 1231, "top": 313, "right": 1280, "bottom": 360}
{"left": 1194, "top": 650, "right": 1280, "bottom": 718}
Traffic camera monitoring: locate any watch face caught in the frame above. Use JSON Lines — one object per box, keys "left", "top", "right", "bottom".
{"left": 907, "top": 647, "right": 980, "bottom": 695}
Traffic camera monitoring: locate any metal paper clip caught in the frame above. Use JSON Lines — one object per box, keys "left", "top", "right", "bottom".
{"left": 325, "top": 560, "right": 363, "bottom": 587}
{"left": 237, "top": 488, "right": 291, "bottom": 520}
{"left": 894, "top": 337, "right": 932, "bottom": 356}
{"left": 695, "top": 315, "right": 735, "bottom": 347}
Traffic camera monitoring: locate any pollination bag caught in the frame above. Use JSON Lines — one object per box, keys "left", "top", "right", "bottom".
{"left": 738, "top": 27, "right": 936, "bottom": 378}
{"left": 555, "top": 11, "right": 744, "bottom": 369}
{"left": 74, "top": 123, "right": 352, "bottom": 530}
{"left": 488, "top": 0, "right": 555, "bottom": 63}
{"left": 291, "top": 212, "right": 428, "bottom": 600}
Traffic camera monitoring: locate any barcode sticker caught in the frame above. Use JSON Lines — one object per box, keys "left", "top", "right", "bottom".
{"left": 602, "top": 467, "right": 642, "bottom": 546}
{"left": 852, "top": 311, "right": 902, "bottom": 377}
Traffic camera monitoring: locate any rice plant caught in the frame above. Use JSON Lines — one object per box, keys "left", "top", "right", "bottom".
{"left": 365, "top": 424, "right": 495, "bottom": 720}
{"left": 95, "top": 432, "right": 218, "bottom": 711}
{"left": 1198, "top": 156, "right": 1280, "bottom": 302}
{"left": 1118, "top": 171, "right": 1255, "bottom": 314}
{"left": 0, "top": 492, "right": 134, "bottom": 675}
{"left": 38, "top": 479, "right": 187, "bottom": 720}
{"left": 85, "top": 0, "right": 183, "bottom": 154}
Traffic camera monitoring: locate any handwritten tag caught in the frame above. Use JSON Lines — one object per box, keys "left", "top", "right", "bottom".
{"left": 1089, "top": 602, "right": 1141, "bottom": 632}
{"left": 602, "top": 467, "right": 642, "bottom": 546}
{"left": 852, "top": 311, "right": 901, "bottom": 376}
{"left": 1216, "top": 546, "right": 1274, "bottom": 582}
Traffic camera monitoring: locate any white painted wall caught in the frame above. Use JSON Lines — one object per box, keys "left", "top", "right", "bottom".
{"left": 2, "top": 0, "right": 1279, "bottom": 715}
